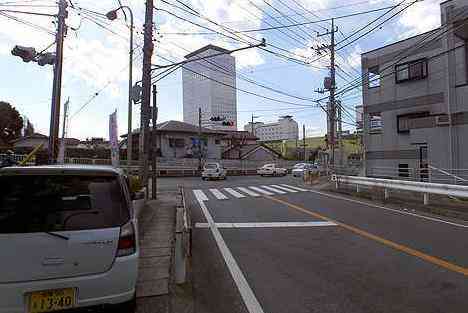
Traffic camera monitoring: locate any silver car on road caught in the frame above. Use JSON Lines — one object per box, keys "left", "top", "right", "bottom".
{"left": 0, "top": 165, "right": 139, "bottom": 313}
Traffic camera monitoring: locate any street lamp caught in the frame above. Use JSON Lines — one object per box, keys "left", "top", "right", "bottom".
{"left": 106, "top": 5, "right": 134, "bottom": 168}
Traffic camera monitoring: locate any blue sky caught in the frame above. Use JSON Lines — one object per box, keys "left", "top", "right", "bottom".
{"left": 0, "top": 0, "right": 441, "bottom": 139}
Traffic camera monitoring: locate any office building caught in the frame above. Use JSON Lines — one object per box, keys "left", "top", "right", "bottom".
{"left": 244, "top": 116, "right": 298, "bottom": 141}
{"left": 182, "top": 45, "right": 237, "bottom": 130}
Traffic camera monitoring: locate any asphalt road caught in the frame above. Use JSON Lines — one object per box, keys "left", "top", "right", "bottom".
{"left": 177, "top": 175, "right": 468, "bottom": 313}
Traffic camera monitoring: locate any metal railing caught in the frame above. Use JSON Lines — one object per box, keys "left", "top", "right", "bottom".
{"left": 333, "top": 174, "right": 468, "bottom": 205}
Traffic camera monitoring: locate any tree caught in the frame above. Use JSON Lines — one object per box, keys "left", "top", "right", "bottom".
{"left": 24, "top": 119, "right": 35, "bottom": 136}
{"left": 0, "top": 101, "right": 23, "bottom": 146}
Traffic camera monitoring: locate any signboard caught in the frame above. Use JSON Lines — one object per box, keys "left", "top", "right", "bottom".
{"left": 109, "top": 110, "right": 119, "bottom": 167}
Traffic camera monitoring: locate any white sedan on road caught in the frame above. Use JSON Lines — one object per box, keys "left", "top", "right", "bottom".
{"left": 257, "top": 163, "right": 287, "bottom": 176}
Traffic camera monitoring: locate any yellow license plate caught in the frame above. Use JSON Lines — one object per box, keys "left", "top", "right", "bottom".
{"left": 28, "top": 288, "right": 75, "bottom": 313}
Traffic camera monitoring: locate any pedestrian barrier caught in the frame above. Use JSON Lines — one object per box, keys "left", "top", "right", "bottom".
{"left": 175, "top": 186, "right": 191, "bottom": 284}
{"left": 334, "top": 175, "right": 468, "bottom": 205}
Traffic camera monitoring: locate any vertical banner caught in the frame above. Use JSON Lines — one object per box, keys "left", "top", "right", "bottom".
{"left": 109, "top": 110, "right": 119, "bottom": 167}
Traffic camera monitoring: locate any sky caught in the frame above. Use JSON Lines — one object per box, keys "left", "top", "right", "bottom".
{"left": 0, "top": 0, "right": 442, "bottom": 140}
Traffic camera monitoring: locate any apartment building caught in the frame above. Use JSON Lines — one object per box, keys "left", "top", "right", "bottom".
{"left": 182, "top": 45, "right": 237, "bottom": 131}
{"left": 244, "top": 116, "right": 298, "bottom": 141}
{"left": 361, "top": 0, "right": 468, "bottom": 177}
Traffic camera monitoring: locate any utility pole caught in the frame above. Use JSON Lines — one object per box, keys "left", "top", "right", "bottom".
{"left": 337, "top": 100, "right": 343, "bottom": 167}
{"left": 316, "top": 18, "right": 338, "bottom": 169}
{"left": 198, "top": 107, "right": 202, "bottom": 170}
{"left": 151, "top": 84, "right": 158, "bottom": 199}
{"left": 251, "top": 114, "right": 254, "bottom": 136}
{"left": 139, "top": 0, "right": 154, "bottom": 189}
{"left": 48, "top": 0, "right": 67, "bottom": 164}
{"left": 303, "top": 124, "right": 306, "bottom": 162}
{"left": 57, "top": 97, "right": 69, "bottom": 164}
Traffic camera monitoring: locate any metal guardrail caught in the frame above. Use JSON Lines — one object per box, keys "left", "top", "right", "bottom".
{"left": 333, "top": 175, "right": 468, "bottom": 205}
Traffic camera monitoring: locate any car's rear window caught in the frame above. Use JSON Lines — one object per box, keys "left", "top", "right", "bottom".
{"left": 204, "top": 164, "right": 217, "bottom": 169}
{"left": 0, "top": 175, "right": 130, "bottom": 234}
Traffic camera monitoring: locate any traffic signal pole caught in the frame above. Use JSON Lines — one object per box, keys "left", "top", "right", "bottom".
{"left": 48, "top": 0, "right": 67, "bottom": 164}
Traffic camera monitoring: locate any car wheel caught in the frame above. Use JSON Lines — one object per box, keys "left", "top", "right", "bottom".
{"left": 115, "top": 296, "right": 136, "bottom": 313}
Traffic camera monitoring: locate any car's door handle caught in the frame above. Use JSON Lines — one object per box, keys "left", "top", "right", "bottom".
{"left": 42, "top": 257, "right": 65, "bottom": 266}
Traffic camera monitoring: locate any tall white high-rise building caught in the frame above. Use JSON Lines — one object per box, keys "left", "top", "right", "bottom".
{"left": 183, "top": 45, "right": 237, "bottom": 130}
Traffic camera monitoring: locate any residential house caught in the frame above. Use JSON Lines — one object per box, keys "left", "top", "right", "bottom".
{"left": 361, "top": 0, "right": 468, "bottom": 178}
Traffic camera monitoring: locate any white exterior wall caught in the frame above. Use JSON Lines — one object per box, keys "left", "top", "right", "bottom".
{"left": 244, "top": 117, "right": 298, "bottom": 141}
{"left": 183, "top": 48, "right": 237, "bottom": 130}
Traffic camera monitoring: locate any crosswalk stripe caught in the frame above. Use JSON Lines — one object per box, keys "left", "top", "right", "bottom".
{"left": 280, "top": 184, "right": 309, "bottom": 192}
{"left": 224, "top": 188, "right": 246, "bottom": 198}
{"left": 270, "top": 185, "right": 298, "bottom": 193}
{"left": 248, "top": 186, "right": 274, "bottom": 195}
{"left": 260, "top": 185, "right": 286, "bottom": 194}
{"left": 193, "top": 189, "right": 208, "bottom": 201}
{"left": 209, "top": 188, "right": 229, "bottom": 200}
{"left": 236, "top": 187, "right": 260, "bottom": 197}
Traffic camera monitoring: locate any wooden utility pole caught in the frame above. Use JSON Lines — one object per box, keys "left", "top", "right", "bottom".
{"left": 139, "top": 0, "right": 154, "bottom": 189}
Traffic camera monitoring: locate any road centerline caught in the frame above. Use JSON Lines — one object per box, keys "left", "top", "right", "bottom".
{"left": 266, "top": 195, "right": 468, "bottom": 277}
{"left": 195, "top": 221, "right": 338, "bottom": 228}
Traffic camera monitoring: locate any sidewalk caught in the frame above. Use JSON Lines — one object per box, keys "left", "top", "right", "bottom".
{"left": 136, "top": 192, "right": 178, "bottom": 313}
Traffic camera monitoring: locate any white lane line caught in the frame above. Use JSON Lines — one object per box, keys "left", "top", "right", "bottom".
{"left": 260, "top": 185, "right": 287, "bottom": 194}
{"left": 195, "top": 221, "right": 338, "bottom": 228}
{"left": 237, "top": 187, "right": 260, "bottom": 197}
{"left": 248, "top": 186, "right": 274, "bottom": 196}
{"left": 308, "top": 189, "right": 468, "bottom": 228}
{"left": 223, "top": 188, "right": 246, "bottom": 198}
{"left": 193, "top": 189, "right": 208, "bottom": 201}
{"left": 280, "top": 184, "right": 309, "bottom": 192}
{"left": 193, "top": 190, "right": 265, "bottom": 313}
{"left": 270, "top": 185, "right": 298, "bottom": 193}
{"left": 209, "top": 188, "right": 229, "bottom": 200}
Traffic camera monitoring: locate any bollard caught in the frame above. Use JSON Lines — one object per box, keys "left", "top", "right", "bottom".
{"left": 423, "top": 193, "right": 429, "bottom": 205}
{"left": 356, "top": 184, "right": 360, "bottom": 193}
{"left": 384, "top": 188, "right": 389, "bottom": 200}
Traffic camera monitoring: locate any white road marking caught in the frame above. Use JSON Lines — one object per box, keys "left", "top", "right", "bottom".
{"left": 270, "top": 185, "right": 298, "bottom": 193}
{"left": 195, "top": 221, "right": 338, "bottom": 228}
{"left": 237, "top": 187, "right": 260, "bottom": 197}
{"left": 193, "top": 190, "right": 208, "bottom": 201}
{"left": 209, "top": 188, "right": 228, "bottom": 200}
{"left": 224, "top": 188, "right": 246, "bottom": 198}
{"left": 193, "top": 190, "right": 265, "bottom": 313}
{"left": 248, "top": 186, "right": 274, "bottom": 195}
{"left": 260, "top": 185, "right": 287, "bottom": 194}
{"left": 308, "top": 189, "right": 468, "bottom": 228}
{"left": 280, "top": 184, "right": 309, "bottom": 192}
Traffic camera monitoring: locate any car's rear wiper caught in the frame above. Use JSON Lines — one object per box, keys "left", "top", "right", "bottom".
{"left": 44, "top": 231, "right": 69, "bottom": 240}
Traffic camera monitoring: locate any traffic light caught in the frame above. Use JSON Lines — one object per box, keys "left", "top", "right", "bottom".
{"left": 11, "top": 45, "right": 36, "bottom": 63}
{"left": 37, "top": 52, "right": 56, "bottom": 66}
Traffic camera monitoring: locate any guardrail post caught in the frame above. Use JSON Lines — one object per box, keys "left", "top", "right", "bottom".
{"left": 384, "top": 188, "right": 389, "bottom": 200}
{"left": 423, "top": 193, "right": 429, "bottom": 205}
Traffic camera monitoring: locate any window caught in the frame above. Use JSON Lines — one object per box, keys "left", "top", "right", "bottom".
{"left": 368, "top": 66, "right": 381, "bottom": 88}
{"left": 398, "top": 164, "right": 410, "bottom": 178}
{"left": 169, "top": 138, "right": 185, "bottom": 148}
{"left": 395, "top": 59, "right": 427, "bottom": 83}
{"left": 397, "top": 112, "right": 430, "bottom": 133}
{"left": 215, "top": 139, "right": 220, "bottom": 145}
{"left": 0, "top": 175, "right": 129, "bottom": 233}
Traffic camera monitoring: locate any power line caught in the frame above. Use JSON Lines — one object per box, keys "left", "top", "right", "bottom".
{"left": 0, "top": 11, "right": 55, "bottom": 35}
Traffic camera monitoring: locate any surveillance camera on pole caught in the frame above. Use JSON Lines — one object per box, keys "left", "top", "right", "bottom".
{"left": 11, "top": 45, "right": 36, "bottom": 63}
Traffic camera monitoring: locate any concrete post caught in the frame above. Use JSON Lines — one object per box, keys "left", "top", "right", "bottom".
{"left": 423, "top": 193, "right": 429, "bottom": 205}
{"left": 384, "top": 188, "right": 389, "bottom": 200}
{"left": 356, "top": 184, "right": 360, "bottom": 193}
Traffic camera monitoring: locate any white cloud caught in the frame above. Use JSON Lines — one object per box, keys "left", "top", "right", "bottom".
{"left": 397, "top": 0, "right": 441, "bottom": 38}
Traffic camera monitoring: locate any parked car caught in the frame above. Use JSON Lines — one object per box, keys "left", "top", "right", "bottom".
{"left": 202, "top": 162, "right": 227, "bottom": 180}
{"left": 292, "top": 163, "right": 318, "bottom": 177}
{"left": 257, "top": 163, "right": 287, "bottom": 176}
{"left": 0, "top": 165, "right": 141, "bottom": 313}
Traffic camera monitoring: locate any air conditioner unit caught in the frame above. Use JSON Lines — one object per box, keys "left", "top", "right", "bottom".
{"left": 435, "top": 115, "right": 449, "bottom": 126}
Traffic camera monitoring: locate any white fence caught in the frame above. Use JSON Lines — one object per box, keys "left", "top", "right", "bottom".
{"left": 333, "top": 175, "right": 468, "bottom": 205}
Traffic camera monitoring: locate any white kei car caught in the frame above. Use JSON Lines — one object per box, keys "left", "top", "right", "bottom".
{"left": 257, "top": 164, "right": 287, "bottom": 176}
{"left": 0, "top": 165, "right": 140, "bottom": 313}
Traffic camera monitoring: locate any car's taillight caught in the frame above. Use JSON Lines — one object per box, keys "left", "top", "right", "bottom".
{"left": 117, "top": 220, "right": 136, "bottom": 257}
